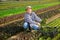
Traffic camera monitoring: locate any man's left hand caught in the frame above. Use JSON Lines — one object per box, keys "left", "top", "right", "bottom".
{"left": 37, "top": 23, "right": 41, "bottom": 26}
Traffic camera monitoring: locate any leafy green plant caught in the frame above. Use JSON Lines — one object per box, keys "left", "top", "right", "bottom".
{"left": 40, "top": 18, "right": 47, "bottom": 26}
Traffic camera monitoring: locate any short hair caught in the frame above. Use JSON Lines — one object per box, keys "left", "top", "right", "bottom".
{"left": 25, "top": 6, "right": 32, "bottom": 11}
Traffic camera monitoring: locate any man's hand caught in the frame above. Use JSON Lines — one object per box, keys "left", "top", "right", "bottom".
{"left": 36, "top": 22, "right": 40, "bottom": 26}
{"left": 37, "top": 23, "right": 41, "bottom": 26}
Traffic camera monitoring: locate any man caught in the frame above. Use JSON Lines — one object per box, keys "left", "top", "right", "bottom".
{"left": 23, "top": 6, "right": 42, "bottom": 30}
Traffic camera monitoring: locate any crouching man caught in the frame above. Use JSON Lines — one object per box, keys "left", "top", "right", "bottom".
{"left": 23, "top": 6, "right": 42, "bottom": 31}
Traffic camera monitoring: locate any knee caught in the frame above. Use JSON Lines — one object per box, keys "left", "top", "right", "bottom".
{"left": 23, "top": 22, "right": 28, "bottom": 29}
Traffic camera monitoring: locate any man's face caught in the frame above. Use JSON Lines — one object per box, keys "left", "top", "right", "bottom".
{"left": 27, "top": 8, "right": 32, "bottom": 13}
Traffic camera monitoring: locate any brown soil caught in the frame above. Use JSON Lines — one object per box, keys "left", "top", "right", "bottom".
{"left": 46, "top": 13, "right": 60, "bottom": 24}
{"left": 7, "top": 31, "right": 41, "bottom": 40}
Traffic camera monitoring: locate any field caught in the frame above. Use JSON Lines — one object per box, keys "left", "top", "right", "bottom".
{"left": 0, "top": 1, "right": 60, "bottom": 18}
{"left": 0, "top": 1, "right": 60, "bottom": 40}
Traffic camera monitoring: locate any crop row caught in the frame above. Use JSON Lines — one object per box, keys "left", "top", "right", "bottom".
{"left": 0, "top": 2, "right": 60, "bottom": 18}
{"left": 47, "top": 17, "right": 60, "bottom": 27}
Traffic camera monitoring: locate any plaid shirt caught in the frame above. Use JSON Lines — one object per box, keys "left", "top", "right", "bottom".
{"left": 24, "top": 12, "right": 42, "bottom": 24}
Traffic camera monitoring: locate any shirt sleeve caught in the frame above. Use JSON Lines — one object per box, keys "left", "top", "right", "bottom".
{"left": 33, "top": 12, "right": 42, "bottom": 22}
{"left": 24, "top": 14, "right": 37, "bottom": 24}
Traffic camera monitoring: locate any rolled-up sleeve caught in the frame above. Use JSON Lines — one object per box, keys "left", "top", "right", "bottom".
{"left": 24, "top": 14, "right": 37, "bottom": 24}
{"left": 33, "top": 12, "right": 42, "bottom": 22}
